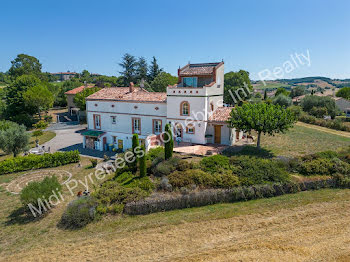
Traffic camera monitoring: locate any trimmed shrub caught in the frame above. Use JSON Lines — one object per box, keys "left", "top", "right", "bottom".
{"left": 20, "top": 176, "right": 62, "bottom": 212}
{"left": 146, "top": 147, "right": 164, "bottom": 161}
{"left": 124, "top": 176, "right": 155, "bottom": 193}
{"left": 59, "top": 196, "right": 97, "bottom": 229}
{"left": 229, "top": 156, "right": 290, "bottom": 186}
{"left": 298, "top": 158, "right": 350, "bottom": 176}
{"left": 152, "top": 157, "right": 181, "bottom": 177}
{"left": 168, "top": 169, "right": 240, "bottom": 189}
{"left": 200, "top": 155, "right": 230, "bottom": 173}
{"left": 0, "top": 150, "right": 80, "bottom": 175}
{"left": 90, "top": 158, "right": 98, "bottom": 168}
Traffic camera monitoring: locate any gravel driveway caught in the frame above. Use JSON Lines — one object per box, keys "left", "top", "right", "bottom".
{"left": 42, "top": 125, "right": 86, "bottom": 152}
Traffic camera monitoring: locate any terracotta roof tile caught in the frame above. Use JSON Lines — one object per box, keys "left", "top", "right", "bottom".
{"left": 209, "top": 107, "right": 233, "bottom": 122}
{"left": 86, "top": 87, "right": 167, "bottom": 103}
{"left": 64, "top": 85, "right": 94, "bottom": 95}
{"left": 179, "top": 63, "right": 221, "bottom": 76}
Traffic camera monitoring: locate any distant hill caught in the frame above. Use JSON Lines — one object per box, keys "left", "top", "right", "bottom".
{"left": 252, "top": 77, "right": 350, "bottom": 91}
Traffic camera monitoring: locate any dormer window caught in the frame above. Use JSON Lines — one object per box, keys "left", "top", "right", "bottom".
{"left": 183, "top": 77, "right": 197, "bottom": 87}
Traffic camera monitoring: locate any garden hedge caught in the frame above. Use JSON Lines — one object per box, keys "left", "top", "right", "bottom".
{"left": 124, "top": 179, "right": 336, "bottom": 215}
{"left": 0, "top": 150, "right": 80, "bottom": 174}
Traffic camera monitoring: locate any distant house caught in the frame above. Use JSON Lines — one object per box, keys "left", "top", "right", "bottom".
{"left": 334, "top": 97, "right": 350, "bottom": 113}
{"left": 64, "top": 84, "right": 94, "bottom": 116}
{"left": 51, "top": 72, "right": 77, "bottom": 81}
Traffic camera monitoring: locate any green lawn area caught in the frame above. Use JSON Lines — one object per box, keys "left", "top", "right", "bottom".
{"left": 261, "top": 124, "right": 350, "bottom": 157}
{"left": 29, "top": 130, "right": 56, "bottom": 147}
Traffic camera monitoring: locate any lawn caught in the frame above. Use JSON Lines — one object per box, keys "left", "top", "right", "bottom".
{"left": 260, "top": 124, "right": 350, "bottom": 157}
{"left": 29, "top": 130, "right": 56, "bottom": 147}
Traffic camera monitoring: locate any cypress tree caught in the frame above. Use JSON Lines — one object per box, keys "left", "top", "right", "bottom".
{"left": 263, "top": 89, "right": 267, "bottom": 100}
{"left": 164, "top": 124, "right": 173, "bottom": 160}
{"left": 131, "top": 133, "right": 139, "bottom": 170}
{"left": 139, "top": 144, "right": 147, "bottom": 177}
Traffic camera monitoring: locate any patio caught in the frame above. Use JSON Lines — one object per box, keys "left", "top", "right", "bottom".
{"left": 173, "top": 139, "right": 255, "bottom": 156}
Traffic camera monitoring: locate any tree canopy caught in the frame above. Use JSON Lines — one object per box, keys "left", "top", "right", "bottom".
{"left": 73, "top": 87, "right": 101, "bottom": 111}
{"left": 273, "top": 94, "right": 292, "bottom": 108}
{"left": 336, "top": 87, "right": 350, "bottom": 100}
{"left": 224, "top": 70, "right": 253, "bottom": 105}
{"left": 275, "top": 87, "right": 290, "bottom": 97}
{"left": 0, "top": 122, "right": 30, "bottom": 157}
{"left": 228, "top": 103, "right": 296, "bottom": 148}
{"left": 148, "top": 56, "right": 162, "bottom": 81}
{"left": 119, "top": 53, "right": 137, "bottom": 86}
{"left": 149, "top": 72, "right": 177, "bottom": 92}
{"left": 23, "top": 84, "right": 54, "bottom": 119}
{"left": 289, "top": 86, "right": 306, "bottom": 98}
{"left": 300, "top": 95, "right": 338, "bottom": 118}
{"left": 9, "top": 54, "right": 42, "bottom": 79}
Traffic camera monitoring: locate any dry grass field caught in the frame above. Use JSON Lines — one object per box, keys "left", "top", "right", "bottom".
{"left": 1, "top": 188, "right": 350, "bottom": 261}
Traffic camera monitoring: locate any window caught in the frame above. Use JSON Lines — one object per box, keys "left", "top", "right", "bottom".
{"left": 111, "top": 116, "right": 116, "bottom": 124}
{"left": 94, "top": 114, "right": 101, "bottom": 129}
{"left": 153, "top": 119, "right": 162, "bottom": 134}
{"left": 180, "top": 101, "right": 189, "bottom": 116}
{"left": 112, "top": 136, "right": 117, "bottom": 144}
{"left": 132, "top": 118, "right": 141, "bottom": 134}
{"left": 186, "top": 124, "right": 195, "bottom": 134}
{"left": 183, "top": 77, "right": 197, "bottom": 87}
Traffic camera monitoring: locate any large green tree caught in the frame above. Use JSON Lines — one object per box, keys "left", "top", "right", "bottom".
{"left": 224, "top": 70, "right": 253, "bottom": 105}
{"left": 228, "top": 103, "right": 296, "bottom": 148}
{"left": 289, "top": 86, "right": 306, "bottom": 98}
{"left": 336, "top": 87, "right": 350, "bottom": 100}
{"left": 9, "top": 54, "right": 42, "bottom": 79}
{"left": 275, "top": 87, "right": 290, "bottom": 97}
{"left": 0, "top": 122, "right": 30, "bottom": 157}
{"left": 273, "top": 94, "right": 292, "bottom": 108}
{"left": 149, "top": 72, "right": 177, "bottom": 92}
{"left": 119, "top": 53, "right": 137, "bottom": 86}
{"left": 148, "top": 56, "right": 162, "bottom": 81}
{"left": 136, "top": 57, "right": 148, "bottom": 82}
{"left": 73, "top": 87, "right": 101, "bottom": 111}
{"left": 23, "top": 84, "right": 54, "bottom": 119}
{"left": 4, "top": 75, "right": 41, "bottom": 125}
{"left": 300, "top": 95, "right": 338, "bottom": 119}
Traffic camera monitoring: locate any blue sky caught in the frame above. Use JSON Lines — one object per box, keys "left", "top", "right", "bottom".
{"left": 0, "top": 0, "right": 349, "bottom": 80}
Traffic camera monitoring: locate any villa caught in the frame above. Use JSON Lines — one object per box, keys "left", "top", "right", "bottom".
{"left": 82, "top": 62, "right": 242, "bottom": 151}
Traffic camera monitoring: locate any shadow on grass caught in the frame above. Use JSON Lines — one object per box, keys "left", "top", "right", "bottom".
{"left": 5, "top": 206, "right": 46, "bottom": 226}
{"left": 222, "top": 145, "right": 275, "bottom": 159}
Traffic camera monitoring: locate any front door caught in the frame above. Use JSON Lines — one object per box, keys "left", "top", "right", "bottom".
{"left": 103, "top": 137, "right": 107, "bottom": 150}
{"left": 214, "top": 125, "right": 221, "bottom": 144}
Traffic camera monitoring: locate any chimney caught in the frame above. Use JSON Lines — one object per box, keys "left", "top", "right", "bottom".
{"left": 84, "top": 81, "right": 87, "bottom": 88}
{"left": 129, "top": 82, "right": 135, "bottom": 92}
{"left": 140, "top": 78, "right": 145, "bottom": 89}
